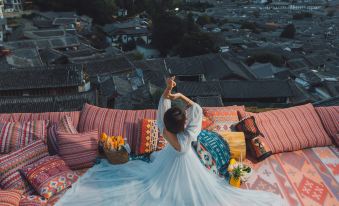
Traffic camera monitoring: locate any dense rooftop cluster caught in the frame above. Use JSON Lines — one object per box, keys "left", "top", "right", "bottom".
{"left": 0, "top": 0, "right": 338, "bottom": 113}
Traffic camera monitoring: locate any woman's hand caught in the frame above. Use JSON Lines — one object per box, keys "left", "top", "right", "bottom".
{"left": 166, "top": 76, "right": 176, "bottom": 90}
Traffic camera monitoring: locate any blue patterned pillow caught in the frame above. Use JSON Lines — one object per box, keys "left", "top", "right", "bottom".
{"left": 196, "top": 130, "right": 231, "bottom": 178}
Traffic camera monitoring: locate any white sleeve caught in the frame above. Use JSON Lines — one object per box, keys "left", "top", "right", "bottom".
{"left": 177, "top": 103, "right": 203, "bottom": 153}
{"left": 156, "top": 95, "right": 171, "bottom": 135}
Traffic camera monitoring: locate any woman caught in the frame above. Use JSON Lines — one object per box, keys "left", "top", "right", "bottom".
{"left": 57, "top": 77, "right": 285, "bottom": 206}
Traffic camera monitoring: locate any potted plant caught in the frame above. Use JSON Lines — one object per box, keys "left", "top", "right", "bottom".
{"left": 230, "top": 166, "right": 242, "bottom": 187}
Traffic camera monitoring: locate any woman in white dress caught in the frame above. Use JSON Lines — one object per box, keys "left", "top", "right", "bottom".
{"left": 57, "top": 77, "right": 285, "bottom": 206}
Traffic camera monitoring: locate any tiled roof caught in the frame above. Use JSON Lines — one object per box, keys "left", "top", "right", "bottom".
{"left": 313, "top": 96, "right": 339, "bottom": 107}
{"left": 0, "top": 90, "right": 96, "bottom": 113}
{"left": 0, "top": 66, "right": 83, "bottom": 91}
{"left": 195, "top": 96, "right": 224, "bottom": 107}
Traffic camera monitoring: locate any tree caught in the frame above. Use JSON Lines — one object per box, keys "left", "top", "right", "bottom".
{"left": 152, "top": 13, "right": 187, "bottom": 56}
{"left": 241, "top": 21, "right": 260, "bottom": 34}
{"left": 176, "top": 32, "right": 218, "bottom": 57}
{"left": 280, "top": 24, "right": 296, "bottom": 39}
{"left": 196, "top": 15, "right": 211, "bottom": 26}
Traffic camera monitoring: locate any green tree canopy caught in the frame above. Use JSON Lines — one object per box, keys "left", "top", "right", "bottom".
{"left": 176, "top": 32, "right": 217, "bottom": 57}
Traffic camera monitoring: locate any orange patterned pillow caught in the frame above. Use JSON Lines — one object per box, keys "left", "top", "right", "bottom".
{"left": 140, "top": 119, "right": 161, "bottom": 154}
{"left": 204, "top": 109, "right": 240, "bottom": 132}
{"left": 0, "top": 190, "right": 23, "bottom": 206}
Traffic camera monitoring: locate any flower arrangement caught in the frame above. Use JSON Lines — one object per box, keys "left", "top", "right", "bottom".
{"left": 100, "top": 133, "right": 129, "bottom": 164}
{"left": 100, "top": 133, "right": 125, "bottom": 152}
{"left": 228, "top": 157, "right": 252, "bottom": 187}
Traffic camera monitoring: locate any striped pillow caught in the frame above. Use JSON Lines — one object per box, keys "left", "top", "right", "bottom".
{"left": 0, "top": 120, "right": 49, "bottom": 154}
{"left": 57, "top": 130, "right": 99, "bottom": 170}
{"left": 0, "top": 140, "right": 49, "bottom": 194}
{"left": 21, "top": 156, "right": 79, "bottom": 199}
{"left": 47, "top": 115, "right": 78, "bottom": 155}
{"left": 251, "top": 103, "right": 333, "bottom": 154}
{"left": 0, "top": 111, "right": 80, "bottom": 129}
{"left": 78, "top": 104, "right": 157, "bottom": 155}
{"left": 315, "top": 106, "right": 339, "bottom": 146}
{"left": 0, "top": 190, "right": 23, "bottom": 206}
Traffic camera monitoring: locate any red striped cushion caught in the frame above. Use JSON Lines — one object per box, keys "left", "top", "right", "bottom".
{"left": 251, "top": 104, "right": 333, "bottom": 154}
{"left": 315, "top": 106, "right": 339, "bottom": 145}
{"left": 47, "top": 115, "right": 78, "bottom": 155}
{"left": 0, "top": 120, "right": 49, "bottom": 154}
{"left": 21, "top": 156, "right": 79, "bottom": 199}
{"left": 0, "top": 111, "right": 80, "bottom": 129}
{"left": 0, "top": 190, "right": 23, "bottom": 206}
{"left": 78, "top": 104, "right": 157, "bottom": 155}
{"left": 57, "top": 130, "right": 98, "bottom": 170}
{"left": 0, "top": 140, "right": 49, "bottom": 194}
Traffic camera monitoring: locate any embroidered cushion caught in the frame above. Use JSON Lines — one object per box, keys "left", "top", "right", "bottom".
{"left": 78, "top": 103, "right": 157, "bottom": 155}
{"left": 0, "top": 140, "right": 49, "bottom": 194}
{"left": 0, "top": 120, "right": 49, "bottom": 154}
{"left": 315, "top": 106, "right": 339, "bottom": 146}
{"left": 231, "top": 116, "right": 262, "bottom": 140}
{"left": 140, "top": 119, "right": 161, "bottom": 154}
{"left": 250, "top": 104, "right": 333, "bottom": 154}
{"left": 19, "top": 195, "right": 48, "bottom": 206}
{"left": 57, "top": 130, "right": 99, "bottom": 170}
{"left": 47, "top": 115, "right": 79, "bottom": 155}
{"left": 0, "top": 190, "right": 23, "bottom": 206}
{"left": 203, "top": 108, "right": 241, "bottom": 133}
{"left": 196, "top": 130, "right": 231, "bottom": 178}
{"left": 21, "top": 155, "right": 79, "bottom": 199}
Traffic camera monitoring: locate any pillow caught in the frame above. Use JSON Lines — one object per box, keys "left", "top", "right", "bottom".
{"left": 0, "top": 190, "right": 23, "bottom": 206}
{"left": 78, "top": 103, "right": 157, "bottom": 155}
{"left": 21, "top": 155, "right": 79, "bottom": 199}
{"left": 249, "top": 135, "right": 272, "bottom": 161}
{"left": 140, "top": 119, "right": 160, "bottom": 154}
{"left": 231, "top": 116, "right": 262, "bottom": 140}
{"left": 0, "top": 120, "right": 49, "bottom": 154}
{"left": 19, "top": 195, "right": 48, "bottom": 206}
{"left": 196, "top": 130, "right": 231, "bottom": 178}
{"left": 315, "top": 106, "right": 339, "bottom": 146}
{"left": 251, "top": 103, "right": 333, "bottom": 154}
{"left": 218, "top": 132, "right": 246, "bottom": 161}
{"left": 57, "top": 130, "right": 99, "bottom": 170}
{"left": 0, "top": 140, "right": 49, "bottom": 194}
{"left": 47, "top": 115, "right": 78, "bottom": 155}
{"left": 203, "top": 109, "right": 240, "bottom": 132}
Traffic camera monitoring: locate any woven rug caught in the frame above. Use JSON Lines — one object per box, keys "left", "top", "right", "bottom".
{"left": 48, "top": 147, "right": 338, "bottom": 206}
{"left": 241, "top": 146, "right": 339, "bottom": 206}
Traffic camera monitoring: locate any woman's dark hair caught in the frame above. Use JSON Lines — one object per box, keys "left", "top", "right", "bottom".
{"left": 164, "top": 107, "right": 186, "bottom": 134}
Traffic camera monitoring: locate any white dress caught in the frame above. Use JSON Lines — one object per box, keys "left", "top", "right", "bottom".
{"left": 56, "top": 97, "right": 286, "bottom": 206}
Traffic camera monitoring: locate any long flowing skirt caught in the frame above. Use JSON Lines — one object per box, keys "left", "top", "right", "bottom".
{"left": 56, "top": 146, "right": 286, "bottom": 206}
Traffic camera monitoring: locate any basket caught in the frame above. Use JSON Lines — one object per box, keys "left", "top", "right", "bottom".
{"left": 104, "top": 147, "right": 129, "bottom": 165}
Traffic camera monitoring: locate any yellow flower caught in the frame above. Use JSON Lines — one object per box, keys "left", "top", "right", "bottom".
{"left": 100, "top": 133, "right": 108, "bottom": 143}
{"left": 229, "top": 159, "right": 237, "bottom": 165}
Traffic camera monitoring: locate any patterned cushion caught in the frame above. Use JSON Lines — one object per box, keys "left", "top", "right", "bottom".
{"left": 47, "top": 115, "right": 78, "bottom": 155}
{"left": 0, "top": 120, "right": 49, "bottom": 154}
{"left": 231, "top": 116, "right": 262, "bottom": 140}
{"left": 251, "top": 104, "right": 333, "bottom": 154}
{"left": 0, "top": 111, "right": 80, "bottom": 129}
{"left": 203, "top": 108, "right": 240, "bottom": 132}
{"left": 57, "top": 130, "right": 99, "bottom": 170}
{"left": 19, "top": 195, "right": 47, "bottom": 206}
{"left": 196, "top": 130, "right": 231, "bottom": 178}
{"left": 315, "top": 106, "right": 339, "bottom": 146}
{"left": 78, "top": 104, "right": 157, "bottom": 155}
{"left": 140, "top": 119, "right": 160, "bottom": 154}
{"left": 0, "top": 140, "right": 49, "bottom": 194}
{"left": 0, "top": 190, "right": 23, "bottom": 206}
{"left": 21, "top": 155, "right": 79, "bottom": 199}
